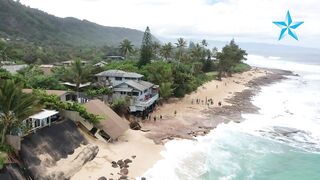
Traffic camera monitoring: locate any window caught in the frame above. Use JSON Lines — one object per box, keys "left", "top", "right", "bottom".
{"left": 115, "top": 77, "right": 122, "bottom": 81}
{"left": 144, "top": 89, "right": 148, "bottom": 93}
{"left": 120, "top": 91, "right": 127, "bottom": 95}
{"left": 132, "top": 92, "right": 139, "bottom": 96}
{"left": 34, "top": 119, "right": 41, "bottom": 128}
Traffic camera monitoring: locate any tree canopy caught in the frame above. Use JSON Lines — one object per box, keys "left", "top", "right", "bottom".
{"left": 216, "top": 39, "right": 248, "bottom": 80}
{"left": 0, "top": 80, "right": 41, "bottom": 144}
{"left": 138, "top": 26, "right": 153, "bottom": 67}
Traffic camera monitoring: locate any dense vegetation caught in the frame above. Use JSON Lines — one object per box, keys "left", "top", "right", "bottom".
{"left": 101, "top": 31, "right": 248, "bottom": 98}
{"left": 0, "top": 30, "right": 142, "bottom": 64}
{"left": 0, "top": 0, "right": 153, "bottom": 64}
{"left": 1, "top": 31, "right": 248, "bottom": 99}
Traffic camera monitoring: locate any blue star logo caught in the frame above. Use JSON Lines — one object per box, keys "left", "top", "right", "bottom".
{"left": 273, "top": 11, "right": 304, "bottom": 41}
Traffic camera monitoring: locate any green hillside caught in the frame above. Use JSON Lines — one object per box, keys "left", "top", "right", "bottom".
{"left": 0, "top": 0, "right": 147, "bottom": 47}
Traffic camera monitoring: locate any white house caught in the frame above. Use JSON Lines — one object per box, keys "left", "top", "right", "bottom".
{"left": 95, "top": 69, "right": 143, "bottom": 86}
{"left": 23, "top": 109, "right": 60, "bottom": 134}
{"left": 95, "top": 70, "right": 159, "bottom": 113}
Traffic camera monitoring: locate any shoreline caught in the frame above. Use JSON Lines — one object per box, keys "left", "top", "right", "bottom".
{"left": 71, "top": 67, "right": 292, "bottom": 180}
{"left": 142, "top": 68, "right": 291, "bottom": 145}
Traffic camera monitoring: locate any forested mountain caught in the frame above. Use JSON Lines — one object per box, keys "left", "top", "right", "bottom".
{"left": 0, "top": 0, "right": 147, "bottom": 47}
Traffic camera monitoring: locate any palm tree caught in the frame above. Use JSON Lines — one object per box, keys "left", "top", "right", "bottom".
{"left": 175, "top": 38, "right": 187, "bottom": 61}
{"left": 159, "top": 82, "right": 173, "bottom": 101}
{"left": 152, "top": 41, "right": 161, "bottom": 57}
{"left": 119, "top": 39, "right": 134, "bottom": 59}
{"left": 201, "top": 39, "right": 208, "bottom": 47}
{"left": 160, "top": 42, "right": 173, "bottom": 61}
{"left": 0, "top": 80, "right": 40, "bottom": 144}
{"left": 66, "top": 59, "right": 91, "bottom": 99}
{"left": 191, "top": 43, "right": 203, "bottom": 61}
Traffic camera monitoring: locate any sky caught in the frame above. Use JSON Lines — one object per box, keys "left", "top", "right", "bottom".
{"left": 19, "top": 0, "right": 320, "bottom": 49}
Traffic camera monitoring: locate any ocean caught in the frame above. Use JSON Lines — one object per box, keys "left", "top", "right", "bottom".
{"left": 142, "top": 55, "right": 320, "bottom": 180}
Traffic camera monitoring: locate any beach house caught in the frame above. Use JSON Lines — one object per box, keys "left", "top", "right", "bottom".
{"left": 22, "top": 109, "right": 60, "bottom": 134}
{"left": 83, "top": 100, "right": 129, "bottom": 141}
{"left": 95, "top": 70, "right": 159, "bottom": 113}
{"left": 60, "top": 100, "right": 129, "bottom": 142}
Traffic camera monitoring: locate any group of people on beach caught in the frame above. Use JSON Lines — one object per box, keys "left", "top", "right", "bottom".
{"left": 147, "top": 110, "right": 177, "bottom": 122}
{"left": 143, "top": 82, "right": 227, "bottom": 123}
{"left": 191, "top": 97, "right": 222, "bottom": 107}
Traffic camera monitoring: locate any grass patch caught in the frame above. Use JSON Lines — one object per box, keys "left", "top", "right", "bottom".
{"left": 0, "top": 152, "right": 7, "bottom": 169}
{"left": 231, "top": 63, "right": 251, "bottom": 73}
{"left": 205, "top": 71, "right": 219, "bottom": 80}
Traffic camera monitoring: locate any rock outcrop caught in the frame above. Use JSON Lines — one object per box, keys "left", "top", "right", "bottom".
{"left": 45, "top": 144, "right": 99, "bottom": 179}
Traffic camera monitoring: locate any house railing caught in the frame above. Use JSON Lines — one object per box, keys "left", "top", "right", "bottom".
{"left": 134, "top": 93, "right": 159, "bottom": 108}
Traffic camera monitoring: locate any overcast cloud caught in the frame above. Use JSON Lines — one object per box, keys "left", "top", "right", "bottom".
{"left": 20, "top": 0, "right": 320, "bottom": 48}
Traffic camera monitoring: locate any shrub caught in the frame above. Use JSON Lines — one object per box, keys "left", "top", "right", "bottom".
{"left": 111, "top": 98, "right": 129, "bottom": 115}
{"left": 0, "top": 154, "right": 6, "bottom": 169}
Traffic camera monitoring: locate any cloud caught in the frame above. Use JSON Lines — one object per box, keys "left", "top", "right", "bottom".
{"left": 19, "top": 0, "right": 320, "bottom": 48}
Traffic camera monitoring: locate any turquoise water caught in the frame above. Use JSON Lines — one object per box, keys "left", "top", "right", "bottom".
{"left": 142, "top": 56, "right": 320, "bottom": 180}
{"left": 203, "top": 131, "right": 320, "bottom": 180}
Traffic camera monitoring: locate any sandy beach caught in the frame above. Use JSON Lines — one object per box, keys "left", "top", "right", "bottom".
{"left": 142, "top": 68, "right": 269, "bottom": 144}
{"left": 70, "top": 68, "right": 275, "bottom": 180}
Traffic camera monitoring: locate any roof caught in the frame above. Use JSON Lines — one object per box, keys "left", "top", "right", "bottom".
{"left": 95, "top": 69, "right": 143, "bottom": 78}
{"left": 0, "top": 61, "right": 15, "bottom": 65}
{"left": 94, "top": 61, "right": 108, "bottom": 66}
{"left": 40, "top": 64, "right": 54, "bottom": 68}
{"left": 105, "top": 56, "right": 124, "bottom": 60}
{"left": 23, "top": 89, "right": 68, "bottom": 97}
{"left": 61, "top": 82, "right": 91, "bottom": 88}
{"left": 61, "top": 60, "right": 87, "bottom": 64}
{"left": 84, "top": 100, "right": 129, "bottom": 140}
{"left": 29, "top": 109, "right": 59, "bottom": 120}
{"left": 39, "top": 65, "right": 54, "bottom": 75}
{"left": 113, "top": 87, "right": 133, "bottom": 92}
{"left": 1, "top": 65, "right": 28, "bottom": 74}
{"left": 114, "top": 80, "right": 154, "bottom": 92}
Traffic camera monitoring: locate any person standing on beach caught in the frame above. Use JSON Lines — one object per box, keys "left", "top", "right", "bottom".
{"left": 154, "top": 116, "right": 156, "bottom": 122}
{"left": 174, "top": 110, "right": 177, "bottom": 116}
